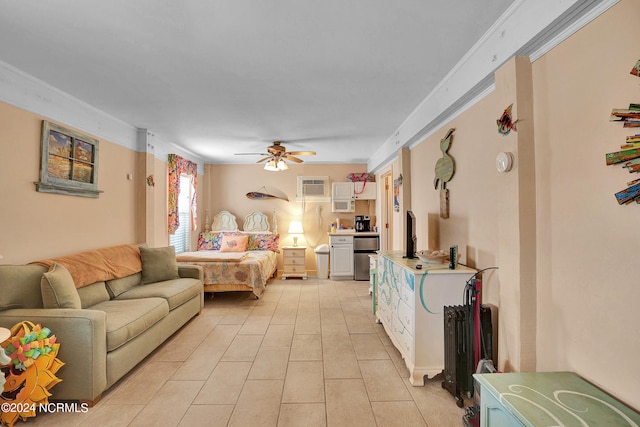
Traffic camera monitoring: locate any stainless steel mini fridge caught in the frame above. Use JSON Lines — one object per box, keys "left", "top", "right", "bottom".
{"left": 353, "top": 235, "right": 379, "bottom": 280}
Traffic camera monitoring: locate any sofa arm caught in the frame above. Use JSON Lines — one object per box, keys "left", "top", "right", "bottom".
{"left": 179, "top": 264, "right": 203, "bottom": 281}
{"left": 0, "top": 308, "right": 107, "bottom": 403}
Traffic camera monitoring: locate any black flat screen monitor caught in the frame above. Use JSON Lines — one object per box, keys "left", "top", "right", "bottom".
{"left": 405, "top": 210, "right": 417, "bottom": 259}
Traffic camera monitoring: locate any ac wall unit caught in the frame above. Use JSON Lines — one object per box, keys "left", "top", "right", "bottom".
{"left": 297, "top": 176, "right": 330, "bottom": 201}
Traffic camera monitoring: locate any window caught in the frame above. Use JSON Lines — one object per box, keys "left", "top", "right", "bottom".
{"left": 167, "top": 153, "right": 198, "bottom": 250}
{"left": 169, "top": 175, "right": 192, "bottom": 254}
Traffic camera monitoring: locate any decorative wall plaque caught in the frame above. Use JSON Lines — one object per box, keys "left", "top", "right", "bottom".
{"left": 35, "top": 121, "right": 102, "bottom": 198}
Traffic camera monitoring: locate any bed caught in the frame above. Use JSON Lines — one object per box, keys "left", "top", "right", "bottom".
{"left": 176, "top": 210, "right": 278, "bottom": 298}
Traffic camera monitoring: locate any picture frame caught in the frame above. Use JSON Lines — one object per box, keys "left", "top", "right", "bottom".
{"left": 35, "top": 120, "right": 103, "bottom": 198}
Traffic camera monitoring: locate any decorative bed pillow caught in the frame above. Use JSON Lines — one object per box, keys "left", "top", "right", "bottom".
{"left": 247, "top": 233, "right": 280, "bottom": 252}
{"left": 139, "top": 245, "right": 179, "bottom": 284}
{"left": 197, "top": 231, "right": 240, "bottom": 251}
{"left": 219, "top": 234, "right": 249, "bottom": 252}
{"left": 41, "top": 263, "right": 82, "bottom": 309}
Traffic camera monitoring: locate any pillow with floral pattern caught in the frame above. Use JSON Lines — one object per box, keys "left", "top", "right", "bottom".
{"left": 247, "top": 233, "right": 280, "bottom": 252}
{"left": 197, "top": 231, "right": 240, "bottom": 251}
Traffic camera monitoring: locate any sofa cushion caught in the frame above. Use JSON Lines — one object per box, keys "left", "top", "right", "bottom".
{"left": 115, "top": 278, "right": 202, "bottom": 311}
{"left": 105, "top": 272, "right": 142, "bottom": 298}
{"left": 77, "top": 281, "right": 111, "bottom": 308}
{"left": 41, "top": 263, "right": 82, "bottom": 309}
{"left": 0, "top": 265, "right": 47, "bottom": 310}
{"left": 89, "top": 298, "right": 169, "bottom": 352}
{"left": 139, "top": 246, "right": 179, "bottom": 285}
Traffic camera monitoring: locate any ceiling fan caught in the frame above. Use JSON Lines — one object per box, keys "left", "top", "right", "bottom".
{"left": 235, "top": 141, "right": 317, "bottom": 170}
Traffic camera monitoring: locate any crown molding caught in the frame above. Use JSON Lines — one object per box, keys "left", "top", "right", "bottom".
{"left": 0, "top": 59, "right": 205, "bottom": 168}
{"left": 0, "top": 59, "right": 139, "bottom": 151}
{"left": 369, "top": 0, "right": 620, "bottom": 172}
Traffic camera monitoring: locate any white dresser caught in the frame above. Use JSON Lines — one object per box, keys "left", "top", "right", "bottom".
{"left": 376, "top": 251, "right": 475, "bottom": 385}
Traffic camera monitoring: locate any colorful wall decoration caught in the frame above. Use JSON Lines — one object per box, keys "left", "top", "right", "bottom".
{"left": 606, "top": 62, "right": 640, "bottom": 205}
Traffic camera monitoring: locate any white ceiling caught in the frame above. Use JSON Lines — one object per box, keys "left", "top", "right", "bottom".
{"left": 0, "top": 1, "right": 517, "bottom": 165}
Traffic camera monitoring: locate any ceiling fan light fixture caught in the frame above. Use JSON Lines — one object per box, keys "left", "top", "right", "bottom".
{"left": 264, "top": 159, "right": 278, "bottom": 171}
{"left": 277, "top": 159, "right": 288, "bottom": 170}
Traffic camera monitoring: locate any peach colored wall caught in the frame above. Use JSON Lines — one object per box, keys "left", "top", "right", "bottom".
{"left": 532, "top": 0, "right": 640, "bottom": 407}
{"left": 0, "top": 102, "right": 139, "bottom": 263}
{"left": 0, "top": 102, "right": 205, "bottom": 262}
{"left": 204, "top": 163, "right": 371, "bottom": 273}
{"left": 408, "top": 90, "right": 502, "bottom": 360}
{"left": 407, "top": 0, "right": 640, "bottom": 408}
{"left": 153, "top": 156, "right": 170, "bottom": 247}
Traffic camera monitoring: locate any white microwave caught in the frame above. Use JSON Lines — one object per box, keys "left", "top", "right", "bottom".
{"left": 332, "top": 199, "right": 355, "bottom": 212}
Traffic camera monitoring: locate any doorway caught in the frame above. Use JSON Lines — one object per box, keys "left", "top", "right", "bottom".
{"left": 381, "top": 171, "right": 393, "bottom": 251}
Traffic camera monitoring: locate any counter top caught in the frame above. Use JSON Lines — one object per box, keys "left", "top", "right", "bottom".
{"left": 328, "top": 231, "right": 379, "bottom": 237}
{"left": 378, "top": 250, "right": 475, "bottom": 274}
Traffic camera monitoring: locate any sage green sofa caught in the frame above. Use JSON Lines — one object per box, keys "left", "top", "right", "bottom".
{"left": 0, "top": 245, "right": 204, "bottom": 405}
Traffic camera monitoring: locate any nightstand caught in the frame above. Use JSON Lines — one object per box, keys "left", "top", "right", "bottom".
{"left": 282, "top": 246, "right": 307, "bottom": 279}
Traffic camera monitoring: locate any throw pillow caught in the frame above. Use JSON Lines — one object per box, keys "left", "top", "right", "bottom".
{"left": 197, "top": 231, "right": 240, "bottom": 251}
{"left": 41, "top": 263, "right": 82, "bottom": 309}
{"left": 247, "top": 233, "right": 280, "bottom": 252}
{"left": 219, "top": 234, "right": 249, "bottom": 252}
{"left": 139, "top": 245, "right": 179, "bottom": 284}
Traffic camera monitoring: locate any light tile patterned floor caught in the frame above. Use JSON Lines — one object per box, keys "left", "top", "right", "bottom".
{"left": 24, "top": 278, "right": 466, "bottom": 426}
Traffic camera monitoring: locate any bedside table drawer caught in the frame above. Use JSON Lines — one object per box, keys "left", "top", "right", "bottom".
{"left": 284, "top": 264, "right": 306, "bottom": 274}
{"left": 285, "top": 248, "right": 305, "bottom": 258}
{"left": 285, "top": 257, "right": 305, "bottom": 265}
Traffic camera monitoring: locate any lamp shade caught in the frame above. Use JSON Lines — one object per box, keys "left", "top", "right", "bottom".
{"left": 288, "top": 221, "right": 304, "bottom": 246}
{"left": 264, "top": 159, "right": 278, "bottom": 171}
{"left": 277, "top": 159, "right": 288, "bottom": 170}
{"left": 264, "top": 158, "right": 289, "bottom": 171}
{"left": 288, "top": 221, "right": 304, "bottom": 234}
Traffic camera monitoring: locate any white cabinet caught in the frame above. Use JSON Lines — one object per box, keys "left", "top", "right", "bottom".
{"left": 329, "top": 235, "right": 354, "bottom": 279}
{"left": 376, "top": 251, "right": 475, "bottom": 385}
{"left": 354, "top": 181, "right": 377, "bottom": 200}
{"left": 331, "top": 181, "right": 376, "bottom": 211}
{"left": 332, "top": 182, "right": 354, "bottom": 199}
{"left": 333, "top": 181, "right": 377, "bottom": 200}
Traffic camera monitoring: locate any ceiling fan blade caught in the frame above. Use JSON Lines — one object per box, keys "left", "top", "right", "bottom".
{"left": 256, "top": 156, "right": 270, "bottom": 163}
{"left": 286, "top": 151, "right": 316, "bottom": 156}
{"left": 235, "top": 152, "right": 269, "bottom": 156}
{"left": 284, "top": 155, "right": 304, "bottom": 163}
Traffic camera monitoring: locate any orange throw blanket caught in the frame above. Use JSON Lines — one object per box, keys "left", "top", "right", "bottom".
{"left": 31, "top": 244, "right": 142, "bottom": 288}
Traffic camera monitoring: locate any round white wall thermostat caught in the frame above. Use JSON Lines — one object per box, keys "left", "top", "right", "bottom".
{"left": 496, "top": 152, "right": 514, "bottom": 173}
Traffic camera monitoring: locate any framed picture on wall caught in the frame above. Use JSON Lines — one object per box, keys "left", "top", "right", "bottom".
{"left": 35, "top": 120, "right": 103, "bottom": 198}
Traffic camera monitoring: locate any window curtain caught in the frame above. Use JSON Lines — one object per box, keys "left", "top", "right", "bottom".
{"left": 168, "top": 154, "right": 198, "bottom": 234}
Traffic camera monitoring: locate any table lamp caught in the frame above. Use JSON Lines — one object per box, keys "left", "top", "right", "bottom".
{"left": 288, "top": 221, "right": 304, "bottom": 247}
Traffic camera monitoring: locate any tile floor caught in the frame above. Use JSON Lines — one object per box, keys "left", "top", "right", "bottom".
{"left": 25, "top": 278, "right": 467, "bottom": 426}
